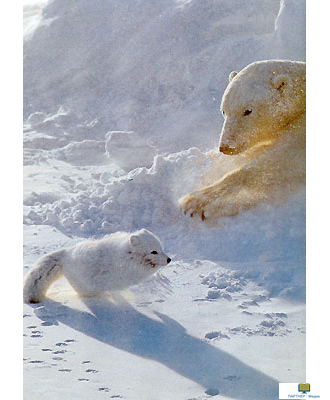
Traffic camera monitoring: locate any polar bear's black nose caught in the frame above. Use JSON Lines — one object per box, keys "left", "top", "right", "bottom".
{"left": 219, "top": 145, "right": 237, "bottom": 155}
{"left": 167, "top": 257, "right": 171, "bottom": 264}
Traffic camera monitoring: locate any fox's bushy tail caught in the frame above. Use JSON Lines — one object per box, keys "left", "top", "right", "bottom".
{"left": 23, "top": 249, "right": 66, "bottom": 303}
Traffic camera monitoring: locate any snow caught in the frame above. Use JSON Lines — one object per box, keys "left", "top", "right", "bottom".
{"left": 23, "top": 0, "right": 306, "bottom": 399}
{"left": 23, "top": 0, "right": 50, "bottom": 40}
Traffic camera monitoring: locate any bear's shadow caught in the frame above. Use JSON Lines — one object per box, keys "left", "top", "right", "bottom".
{"left": 34, "top": 297, "right": 279, "bottom": 400}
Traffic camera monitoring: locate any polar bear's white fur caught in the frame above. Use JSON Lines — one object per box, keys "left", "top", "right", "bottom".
{"left": 179, "top": 60, "right": 306, "bottom": 221}
{"left": 23, "top": 229, "right": 171, "bottom": 303}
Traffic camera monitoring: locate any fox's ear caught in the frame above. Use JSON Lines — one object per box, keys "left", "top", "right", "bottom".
{"left": 130, "top": 234, "right": 141, "bottom": 246}
{"left": 129, "top": 230, "right": 143, "bottom": 246}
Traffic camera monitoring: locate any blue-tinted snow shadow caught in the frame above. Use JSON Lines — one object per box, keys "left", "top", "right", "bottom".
{"left": 34, "top": 297, "right": 279, "bottom": 400}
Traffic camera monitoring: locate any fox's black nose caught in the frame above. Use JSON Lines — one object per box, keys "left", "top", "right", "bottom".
{"left": 167, "top": 257, "right": 171, "bottom": 264}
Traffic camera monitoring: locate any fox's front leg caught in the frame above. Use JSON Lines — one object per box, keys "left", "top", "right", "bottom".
{"left": 179, "top": 167, "right": 260, "bottom": 221}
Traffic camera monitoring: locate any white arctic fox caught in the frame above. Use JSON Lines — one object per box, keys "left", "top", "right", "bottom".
{"left": 23, "top": 229, "right": 171, "bottom": 303}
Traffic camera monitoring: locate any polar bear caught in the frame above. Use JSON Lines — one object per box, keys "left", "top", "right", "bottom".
{"left": 179, "top": 60, "right": 306, "bottom": 221}
{"left": 23, "top": 229, "right": 171, "bottom": 303}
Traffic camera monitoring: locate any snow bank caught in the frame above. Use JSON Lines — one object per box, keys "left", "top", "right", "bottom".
{"left": 274, "top": 0, "right": 306, "bottom": 60}
{"left": 24, "top": 0, "right": 290, "bottom": 153}
{"left": 24, "top": 0, "right": 305, "bottom": 153}
{"left": 23, "top": 0, "right": 50, "bottom": 40}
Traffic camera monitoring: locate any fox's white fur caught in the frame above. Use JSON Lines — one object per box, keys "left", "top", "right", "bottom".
{"left": 23, "top": 229, "right": 171, "bottom": 303}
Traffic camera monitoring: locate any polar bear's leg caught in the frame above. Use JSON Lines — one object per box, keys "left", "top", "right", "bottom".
{"left": 179, "top": 166, "right": 266, "bottom": 221}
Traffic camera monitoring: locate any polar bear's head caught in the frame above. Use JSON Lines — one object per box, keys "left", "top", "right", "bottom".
{"left": 219, "top": 60, "right": 306, "bottom": 155}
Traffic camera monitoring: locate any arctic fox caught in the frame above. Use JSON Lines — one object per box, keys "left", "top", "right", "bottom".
{"left": 23, "top": 229, "right": 171, "bottom": 303}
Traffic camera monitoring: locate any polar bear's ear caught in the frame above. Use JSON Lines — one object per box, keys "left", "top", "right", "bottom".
{"left": 229, "top": 71, "right": 238, "bottom": 82}
{"left": 271, "top": 74, "right": 293, "bottom": 94}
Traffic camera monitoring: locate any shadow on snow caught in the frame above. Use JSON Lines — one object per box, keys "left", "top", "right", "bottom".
{"left": 33, "top": 296, "right": 279, "bottom": 400}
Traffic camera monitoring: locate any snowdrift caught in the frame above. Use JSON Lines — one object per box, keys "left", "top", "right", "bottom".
{"left": 24, "top": 0, "right": 305, "bottom": 152}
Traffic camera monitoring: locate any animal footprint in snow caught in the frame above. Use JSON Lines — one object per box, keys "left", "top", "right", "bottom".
{"left": 56, "top": 342, "right": 69, "bottom": 347}
{"left": 205, "top": 331, "right": 230, "bottom": 340}
{"left": 98, "top": 388, "right": 111, "bottom": 392}
{"left": 224, "top": 375, "right": 240, "bottom": 382}
{"left": 86, "top": 368, "right": 98, "bottom": 373}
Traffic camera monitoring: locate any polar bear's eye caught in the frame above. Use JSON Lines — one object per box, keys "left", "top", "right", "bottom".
{"left": 243, "top": 109, "right": 252, "bottom": 116}
{"left": 151, "top": 251, "right": 158, "bottom": 255}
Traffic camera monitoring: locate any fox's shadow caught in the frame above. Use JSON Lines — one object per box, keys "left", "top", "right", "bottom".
{"left": 33, "top": 296, "right": 278, "bottom": 400}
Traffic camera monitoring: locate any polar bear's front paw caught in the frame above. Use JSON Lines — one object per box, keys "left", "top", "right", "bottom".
{"left": 179, "top": 192, "right": 211, "bottom": 221}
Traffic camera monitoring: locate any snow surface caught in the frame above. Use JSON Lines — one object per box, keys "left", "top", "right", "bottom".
{"left": 23, "top": 1, "right": 306, "bottom": 399}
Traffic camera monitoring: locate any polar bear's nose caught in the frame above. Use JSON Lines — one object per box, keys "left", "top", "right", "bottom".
{"left": 167, "top": 257, "right": 171, "bottom": 264}
{"left": 219, "top": 145, "right": 237, "bottom": 155}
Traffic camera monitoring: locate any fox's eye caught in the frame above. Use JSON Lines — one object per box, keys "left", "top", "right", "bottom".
{"left": 243, "top": 109, "right": 252, "bottom": 116}
{"left": 151, "top": 251, "right": 158, "bottom": 255}
{"left": 222, "top": 110, "right": 225, "bottom": 116}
